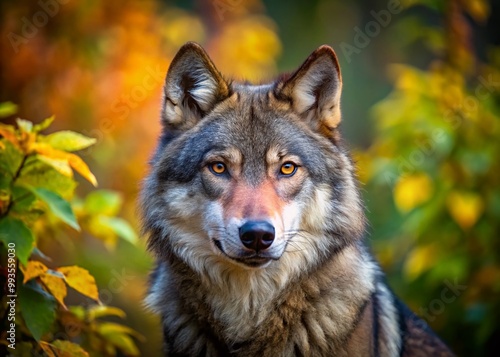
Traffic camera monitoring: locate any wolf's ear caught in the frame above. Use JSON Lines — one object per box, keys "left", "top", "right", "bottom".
{"left": 162, "top": 42, "right": 230, "bottom": 129}
{"left": 277, "top": 45, "right": 342, "bottom": 135}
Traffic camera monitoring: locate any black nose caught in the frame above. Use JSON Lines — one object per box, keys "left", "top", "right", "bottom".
{"left": 239, "top": 221, "right": 275, "bottom": 252}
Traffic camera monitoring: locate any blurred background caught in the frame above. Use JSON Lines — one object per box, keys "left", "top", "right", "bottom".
{"left": 1, "top": 0, "right": 499, "bottom": 355}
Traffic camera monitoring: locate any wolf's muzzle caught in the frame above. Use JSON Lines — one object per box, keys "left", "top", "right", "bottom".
{"left": 239, "top": 221, "right": 275, "bottom": 252}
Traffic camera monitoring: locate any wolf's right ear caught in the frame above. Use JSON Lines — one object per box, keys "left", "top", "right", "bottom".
{"left": 162, "top": 42, "right": 230, "bottom": 130}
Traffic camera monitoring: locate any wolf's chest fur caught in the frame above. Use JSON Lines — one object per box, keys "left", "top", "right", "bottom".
{"left": 147, "top": 245, "right": 400, "bottom": 356}
{"left": 141, "top": 42, "right": 454, "bottom": 356}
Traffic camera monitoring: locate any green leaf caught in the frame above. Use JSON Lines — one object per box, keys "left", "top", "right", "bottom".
{"left": 11, "top": 185, "right": 37, "bottom": 215}
{"left": 84, "top": 190, "right": 122, "bottom": 216}
{"left": 0, "top": 174, "right": 10, "bottom": 205}
{"left": 19, "top": 280, "right": 57, "bottom": 341}
{"left": 99, "top": 216, "right": 138, "bottom": 244}
{"left": 0, "top": 139, "right": 24, "bottom": 177}
{"left": 0, "top": 102, "right": 18, "bottom": 118}
{"left": 10, "top": 186, "right": 43, "bottom": 226}
{"left": 32, "top": 187, "right": 80, "bottom": 230}
{"left": 32, "top": 116, "right": 55, "bottom": 133}
{"left": 44, "top": 130, "right": 97, "bottom": 152}
{"left": 0, "top": 216, "right": 34, "bottom": 265}
{"left": 17, "top": 161, "right": 77, "bottom": 199}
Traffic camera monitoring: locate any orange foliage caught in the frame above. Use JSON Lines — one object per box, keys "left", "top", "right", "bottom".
{"left": 0, "top": 0, "right": 282, "bottom": 222}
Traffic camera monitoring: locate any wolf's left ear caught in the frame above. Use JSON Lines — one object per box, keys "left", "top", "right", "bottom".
{"left": 277, "top": 45, "right": 342, "bottom": 135}
{"left": 162, "top": 42, "right": 230, "bottom": 130}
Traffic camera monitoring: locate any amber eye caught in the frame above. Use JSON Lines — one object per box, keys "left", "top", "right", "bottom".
{"left": 280, "top": 162, "right": 297, "bottom": 176}
{"left": 210, "top": 162, "right": 226, "bottom": 175}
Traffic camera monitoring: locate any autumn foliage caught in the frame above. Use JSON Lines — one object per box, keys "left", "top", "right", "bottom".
{"left": 357, "top": 1, "right": 500, "bottom": 354}
{"left": 0, "top": 104, "right": 141, "bottom": 356}
{"left": 0, "top": 0, "right": 499, "bottom": 356}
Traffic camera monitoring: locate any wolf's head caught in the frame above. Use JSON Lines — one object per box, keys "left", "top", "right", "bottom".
{"left": 141, "top": 42, "right": 365, "bottom": 275}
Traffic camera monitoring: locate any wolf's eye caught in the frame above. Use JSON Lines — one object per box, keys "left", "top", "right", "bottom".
{"left": 210, "top": 162, "right": 226, "bottom": 175}
{"left": 280, "top": 162, "right": 297, "bottom": 176}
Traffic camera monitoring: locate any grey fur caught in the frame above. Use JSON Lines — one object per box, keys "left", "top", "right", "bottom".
{"left": 141, "top": 42, "right": 454, "bottom": 357}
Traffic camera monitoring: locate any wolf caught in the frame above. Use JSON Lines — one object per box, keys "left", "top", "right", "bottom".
{"left": 141, "top": 42, "right": 454, "bottom": 357}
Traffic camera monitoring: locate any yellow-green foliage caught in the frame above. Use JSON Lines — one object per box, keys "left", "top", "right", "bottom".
{"left": 0, "top": 104, "right": 141, "bottom": 356}
{"left": 358, "top": 1, "right": 500, "bottom": 354}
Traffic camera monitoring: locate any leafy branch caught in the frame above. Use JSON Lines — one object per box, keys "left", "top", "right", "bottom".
{"left": 0, "top": 103, "right": 141, "bottom": 356}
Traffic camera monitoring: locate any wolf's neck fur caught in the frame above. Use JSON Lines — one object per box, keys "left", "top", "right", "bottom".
{"left": 211, "top": 244, "right": 376, "bottom": 342}
{"left": 149, "top": 240, "right": 378, "bottom": 350}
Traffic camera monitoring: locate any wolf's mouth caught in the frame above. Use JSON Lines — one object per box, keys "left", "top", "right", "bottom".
{"left": 233, "top": 257, "right": 272, "bottom": 268}
{"left": 213, "top": 239, "right": 274, "bottom": 268}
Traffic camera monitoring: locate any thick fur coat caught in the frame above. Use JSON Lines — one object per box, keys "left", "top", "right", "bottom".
{"left": 141, "top": 42, "right": 454, "bottom": 357}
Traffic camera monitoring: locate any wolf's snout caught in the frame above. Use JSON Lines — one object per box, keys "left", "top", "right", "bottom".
{"left": 239, "top": 221, "right": 275, "bottom": 251}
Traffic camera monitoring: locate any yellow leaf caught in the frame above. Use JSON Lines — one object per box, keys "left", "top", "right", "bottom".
{"left": 86, "top": 215, "right": 119, "bottom": 250}
{"left": 96, "top": 322, "right": 145, "bottom": 356}
{"left": 40, "top": 273, "right": 68, "bottom": 309}
{"left": 58, "top": 266, "right": 99, "bottom": 301}
{"left": 52, "top": 340, "right": 89, "bottom": 357}
{"left": 403, "top": 245, "right": 437, "bottom": 281}
{"left": 88, "top": 305, "right": 126, "bottom": 320}
{"left": 97, "top": 322, "right": 144, "bottom": 340}
{"left": 67, "top": 153, "right": 98, "bottom": 186}
{"left": 463, "top": 0, "right": 489, "bottom": 22}
{"left": 22, "top": 261, "right": 48, "bottom": 283}
{"left": 40, "top": 340, "right": 89, "bottom": 357}
{"left": 29, "top": 142, "right": 97, "bottom": 186}
{"left": 0, "top": 125, "right": 20, "bottom": 149}
{"left": 394, "top": 173, "right": 433, "bottom": 213}
{"left": 389, "top": 64, "right": 426, "bottom": 94}
{"left": 39, "top": 342, "right": 57, "bottom": 357}
{"left": 97, "top": 328, "right": 140, "bottom": 357}
{"left": 447, "top": 191, "right": 484, "bottom": 230}
{"left": 68, "top": 306, "right": 86, "bottom": 321}
{"left": 29, "top": 142, "right": 67, "bottom": 157}
{"left": 37, "top": 155, "right": 74, "bottom": 178}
